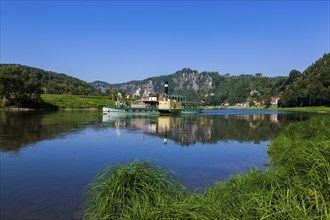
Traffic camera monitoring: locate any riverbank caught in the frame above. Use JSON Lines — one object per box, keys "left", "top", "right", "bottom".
{"left": 0, "top": 94, "right": 116, "bottom": 111}
{"left": 264, "top": 106, "right": 330, "bottom": 113}
{"left": 41, "top": 94, "right": 115, "bottom": 109}
{"left": 83, "top": 116, "right": 330, "bottom": 219}
{"left": 2, "top": 94, "right": 330, "bottom": 114}
{"left": 205, "top": 105, "right": 330, "bottom": 113}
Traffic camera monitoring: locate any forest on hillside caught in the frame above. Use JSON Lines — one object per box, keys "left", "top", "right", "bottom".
{"left": 277, "top": 53, "right": 330, "bottom": 107}
{"left": 1, "top": 53, "right": 329, "bottom": 108}
{"left": 94, "top": 53, "right": 330, "bottom": 107}
{"left": 94, "top": 69, "right": 285, "bottom": 105}
{"left": 0, "top": 64, "right": 99, "bottom": 95}
{"left": 0, "top": 64, "right": 100, "bottom": 107}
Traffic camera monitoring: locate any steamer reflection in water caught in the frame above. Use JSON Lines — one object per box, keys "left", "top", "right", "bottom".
{"left": 101, "top": 112, "right": 288, "bottom": 146}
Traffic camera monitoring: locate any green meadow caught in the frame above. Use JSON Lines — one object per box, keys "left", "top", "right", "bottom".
{"left": 40, "top": 94, "right": 115, "bottom": 109}
{"left": 205, "top": 105, "right": 330, "bottom": 113}
{"left": 82, "top": 116, "right": 330, "bottom": 219}
{"left": 245, "top": 106, "right": 330, "bottom": 113}
{"left": 268, "top": 106, "right": 330, "bottom": 113}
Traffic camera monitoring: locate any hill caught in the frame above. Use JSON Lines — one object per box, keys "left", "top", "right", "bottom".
{"left": 91, "top": 68, "right": 285, "bottom": 105}
{"left": 0, "top": 64, "right": 100, "bottom": 95}
{"left": 278, "top": 53, "right": 330, "bottom": 107}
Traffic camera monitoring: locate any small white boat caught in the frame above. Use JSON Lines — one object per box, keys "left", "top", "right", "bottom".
{"left": 102, "top": 107, "right": 126, "bottom": 114}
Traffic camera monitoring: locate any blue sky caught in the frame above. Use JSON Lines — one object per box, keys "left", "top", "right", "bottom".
{"left": 1, "top": 1, "right": 329, "bottom": 83}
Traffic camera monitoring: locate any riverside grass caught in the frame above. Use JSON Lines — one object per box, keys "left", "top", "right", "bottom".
{"left": 82, "top": 117, "right": 330, "bottom": 220}
{"left": 246, "top": 106, "right": 330, "bottom": 113}
{"left": 40, "top": 94, "right": 116, "bottom": 109}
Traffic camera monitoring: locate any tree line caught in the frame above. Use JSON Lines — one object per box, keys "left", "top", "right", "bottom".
{"left": 0, "top": 64, "right": 100, "bottom": 107}
{"left": 276, "top": 53, "right": 330, "bottom": 107}
{"left": 1, "top": 53, "right": 329, "bottom": 108}
{"left": 0, "top": 65, "right": 43, "bottom": 107}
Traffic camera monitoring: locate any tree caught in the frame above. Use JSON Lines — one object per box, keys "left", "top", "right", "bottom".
{"left": 287, "top": 69, "right": 302, "bottom": 84}
{"left": 279, "top": 54, "right": 330, "bottom": 107}
{"left": 106, "top": 88, "right": 120, "bottom": 101}
{"left": 0, "top": 65, "right": 42, "bottom": 107}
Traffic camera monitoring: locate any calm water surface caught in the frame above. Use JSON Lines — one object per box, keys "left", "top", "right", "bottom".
{"left": 0, "top": 109, "right": 314, "bottom": 219}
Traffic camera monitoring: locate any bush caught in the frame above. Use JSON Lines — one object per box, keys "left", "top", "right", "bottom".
{"left": 82, "top": 160, "right": 185, "bottom": 220}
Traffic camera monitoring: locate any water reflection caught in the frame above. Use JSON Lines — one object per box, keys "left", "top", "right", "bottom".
{"left": 0, "top": 110, "right": 312, "bottom": 153}
{"left": 102, "top": 112, "right": 298, "bottom": 146}
{"left": 0, "top": 110, "right": 316, "bottom": 220}
{"left": 0, "top": 111, "right": 101, "bottom": 152}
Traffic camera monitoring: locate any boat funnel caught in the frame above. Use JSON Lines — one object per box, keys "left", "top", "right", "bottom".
{"left": 164, "top": 81, "right": 168, "bottom": 95}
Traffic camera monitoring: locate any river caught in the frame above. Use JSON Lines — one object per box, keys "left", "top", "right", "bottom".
{"left": 0, "top": 109, "right": 314, "bottom": 219}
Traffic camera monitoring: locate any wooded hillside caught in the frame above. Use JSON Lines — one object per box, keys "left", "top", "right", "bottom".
{"left": 0, "top": 64, "right": 100, "bottom": 95}
{"left": 278, "top": 53, "right": 330, "bottom": 107}
{"left": 91, "top": 68, "right": 285, "bottom": 105}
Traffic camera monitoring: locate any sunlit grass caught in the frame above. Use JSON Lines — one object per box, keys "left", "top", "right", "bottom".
{"left": 82, "top": 160, "right": 186, "bottom": 220}
{"left": 265, "top": 106, "right": 330, "bottom": 113}
{"left": 205, "top": 105, "right": 330, "bottom": 113}
{"left": 41, "top": 94, "right": 115, "bottom": 109}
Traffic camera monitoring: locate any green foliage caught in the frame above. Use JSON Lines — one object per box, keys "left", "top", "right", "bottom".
{"left": 0, "top": 65, "right": 43, "bottom": 107}
{"left": 95, "top": 68, "right": 283, "bottom": 105}
{"left": 106, "top": 88, "right": 121, "bottom": 101}
{"left": 82, "top": 160, "right": 186, "bottom": 220}
{"left": 279, "top": 53, "right": 330, "bottom": 107}
{"left": 204, "top": 167, "right": 328, "bottom": 219}
{"left": 268, "top": 117, "right": 330, "bottom": 200}
{"left": 83, "top": 117, "right": 330, "bottom": 219}
{"left": 266, "top": 106, "right": 330, "bottom": 113}
{"left": 151, "top": 69, "right": 280, "bottom": 105}
{"left": 0, "top": 64, "right": 100, "bottom": 96}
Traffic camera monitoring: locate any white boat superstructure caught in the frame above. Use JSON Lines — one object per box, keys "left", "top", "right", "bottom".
{"left": 102, "top": 81, "right": 203, "bottom": 115}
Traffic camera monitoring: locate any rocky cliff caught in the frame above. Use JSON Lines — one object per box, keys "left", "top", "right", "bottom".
{"left": 90, "top": 68, "right": 214, "bottom": 100}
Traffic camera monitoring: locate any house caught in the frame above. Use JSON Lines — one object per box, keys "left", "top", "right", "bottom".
{"left": 254, "top": 100, "right": 265, "bottom": 107}
{"left": 236, "top": 102, "right": 250, "bottom": 108}
{"left": 270, "top": 97, "right": 280, "bottom": 106}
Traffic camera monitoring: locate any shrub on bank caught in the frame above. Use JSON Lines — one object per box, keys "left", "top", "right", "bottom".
{"left": 82, "top": 160, "right": 186, "bottom": 220}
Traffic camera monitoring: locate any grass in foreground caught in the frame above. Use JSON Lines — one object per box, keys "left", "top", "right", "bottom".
{"left": 82, "top": 160, "right": 186, "bottom": 220}
{"left": 83, "top": 116, "right": 330, "bottom": 219}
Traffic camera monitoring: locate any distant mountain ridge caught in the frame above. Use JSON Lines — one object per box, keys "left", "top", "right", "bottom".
{"left": 91, "top": 53, "right": 330, "bottom": 106}
{"left": 91, "top": 68, "right": 214, "bottom": 98}
{"left": 90, "top": 68, "right": 283, "bottom": 104}
{"left": 2, "top": 53, "right": 328, "bottom": 107}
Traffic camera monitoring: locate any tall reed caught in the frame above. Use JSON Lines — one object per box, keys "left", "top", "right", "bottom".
{"left": 82, "top": 160, "right": 185, "bottom": 220}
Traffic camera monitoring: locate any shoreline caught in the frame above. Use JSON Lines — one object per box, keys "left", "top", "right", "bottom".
{"left": 204, "top": 105, "right": 330, "bottom": 113}
{"left": 0, "top": 107, "right": 101, "bottom": 112}
{"left": 2, "top": 105, "right": 330, "bottom": 113}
